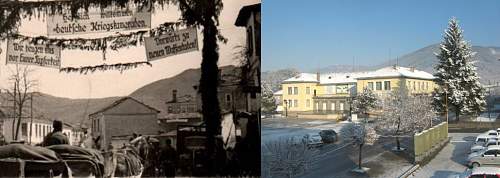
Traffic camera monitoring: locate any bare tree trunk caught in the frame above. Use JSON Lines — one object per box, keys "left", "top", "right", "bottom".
{"left": 455, "top": 107, "right": 460, "bottom": 122}
{"left": 14, "top": 106, "right": 22, "bottom": 140}
{"left": 396, "top": 116, "right": 401, "bottom": 150}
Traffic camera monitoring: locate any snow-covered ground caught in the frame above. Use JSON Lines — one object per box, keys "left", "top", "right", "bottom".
{"left": 262, "top": 118, "right": 347, "bottom": 145}
{"left": 471, "top": 112, "right": 499, "bottom": 122}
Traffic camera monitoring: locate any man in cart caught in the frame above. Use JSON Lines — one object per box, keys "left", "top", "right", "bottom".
{"left": 41, "top": 120, "right": 69, "bottom": 146}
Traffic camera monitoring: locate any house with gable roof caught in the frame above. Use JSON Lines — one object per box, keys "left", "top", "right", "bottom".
{"left": 89, "top": 96, "right": 160, "bottom": 149}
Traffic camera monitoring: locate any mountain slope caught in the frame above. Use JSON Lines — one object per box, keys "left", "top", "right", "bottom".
{"left": 0, "top": 93, "right": 120, "bottom": 127}
{"left": 129, "top": 65, "right": 238, "bottom": 117}
{"left": 375, "top": 44, "right": 500, "bottom": 84}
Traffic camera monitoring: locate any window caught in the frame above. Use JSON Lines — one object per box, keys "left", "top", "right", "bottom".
{"left": 43, "top": 126, "right": 45, "bottom": 136}
{"left": 288, "top": 100, "right": 292, "bottom": 108}
{"left": 294, "top": 100, "right": 298, "bottom": 107}
{"left": 22, "top": 123, "right": 27, "bottom": 137}
{"left": 336, "top": 85, "right": 348, "bottom": 94}
{"left": 331, "top": 102, "right": 336, "bottom": 111}
{"left": 413, "top": 81, "right": 416, "bottom": 90}
{"left": 323, "top": 102, "right": 327, "bottom": 110}
{"left": 367, "top": 82, "right": 374, "bottom": 90}
{"left": 306, "top": 99, "right": 310, "bottom": 107}
{"left": 288, "top": 87, "right": 293, "bottom": 95}
{"left": 376, "top": 82, "right": 382, "bottom": 90}
{"left": 418, "top": 82, "right": 420, "bottom": 90}
{"left": 226, "top": 94, "right": 232, "bottom": 108}
{"left": 35, "top": 124, "right": 37, "bottom": 137}
{"left": 293, "top": 87, "right": 299, "bottom": 95}
{"left": 246, "top": 27, "right": 254, "bottom": 57}
{"left": 340, "top": 103, "right": 344, "bottom": 110}
{"left": 484, "top": 150, "right": 496, "bottom": 156}
{"left": 426, "top": 82, "right": 429, "bottom": 90}
{"left": 314, "top": 90, "right": 317, "bottom": 96}
{"left": 306, "top": 87, "right": 310, "bottom": 95}
{"left": 407, "top": 81, "right": 411, "bottom": 89}
{"left": 421, "top": 82, "right": 425, "bottom": 91}
{"left": 384, "top": 81, "right": 391, "bottom": 90}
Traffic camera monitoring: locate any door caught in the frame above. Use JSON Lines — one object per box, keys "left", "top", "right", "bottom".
{"left": 482, "top": 150, "right": 497, "bottom": 165}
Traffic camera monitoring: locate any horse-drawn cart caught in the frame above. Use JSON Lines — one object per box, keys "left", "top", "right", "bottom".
{"left": 0, "top": 144, "right": 70, "bottom": 177}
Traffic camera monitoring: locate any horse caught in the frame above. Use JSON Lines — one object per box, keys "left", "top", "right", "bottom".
{"left": 77, "top": 136, "right": 144, "bottom": 177}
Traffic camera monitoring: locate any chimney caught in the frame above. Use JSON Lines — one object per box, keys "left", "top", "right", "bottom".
{"left": 410, "top": 66, "right": 415, "bottom": 72}
{"left": 172, "top": 90, "right": 177, "bottom": 102}
{"left": 316, "top": 72, "right": 320, "bottom": 82}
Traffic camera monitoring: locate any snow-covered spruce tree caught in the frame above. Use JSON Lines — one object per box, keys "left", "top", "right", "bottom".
{"left": 433, "top": 17, "right": 486, "bottom": 121}
{"left": 353, "top": 88, "right": 378, "bottom": 117}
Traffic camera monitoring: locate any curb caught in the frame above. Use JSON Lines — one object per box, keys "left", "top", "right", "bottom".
{"left": 398, "top": 164, "right": 419, "bottom": 178}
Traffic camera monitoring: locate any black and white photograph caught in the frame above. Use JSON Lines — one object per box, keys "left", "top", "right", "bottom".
{"left": 0, "top": 0, "right": 260, "bottom": 177}
{"left": 262, "top": 0, "right": 500, "bottom": 178}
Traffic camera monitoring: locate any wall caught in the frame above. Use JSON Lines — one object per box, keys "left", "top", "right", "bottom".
{"left": 413, "top": 122, "right": 449, "bottom": 163}
{"left": 356, "top": 78, "right": 403, "bottom": 95}
{"left": 102, "top": 114, "right": 160, "bottom": 149}
{"left": 357, "top": 77, "right": 437, "bottom": 96}
{"left": 282, "top": 82, "right": 319, "bottom": 112}
{"left": 0, "top": 118, "right": 75, "bottom": 145}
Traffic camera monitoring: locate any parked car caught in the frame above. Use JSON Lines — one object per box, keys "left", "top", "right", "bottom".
{"left": 304, "top": 133, "right": 323, "bottom": 146}
{"left": 319, "top": 129, "right": 338, "bottom": 144}
{"left": 467, "top": 145, "right": 500, "bottom": 168}
{"left": 471, "top": 139, "right": 500, "bottom": 153}
{"left": 451, "top": 167, "right": 500, "bottom": 178}
{"left": 486, "top": 130, "right": 498, "bottom": 137}
{"left": 290, "top": 134, "right": 323, "bottom": 147}
{"left": 474, "top": 134, "right": 496, "bottom": 146}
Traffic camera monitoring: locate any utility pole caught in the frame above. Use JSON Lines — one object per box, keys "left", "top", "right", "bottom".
{"left": 29, "top": 93, "right": 33, "bottom": 145}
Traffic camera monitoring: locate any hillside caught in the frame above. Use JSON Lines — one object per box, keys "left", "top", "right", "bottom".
{"left": 129, "top": 65, "right": 238, "bottom": 117}
{"left": 375, "top": 44, "right": 500, "bottom": 84}
{"left": 0, "top": 65, "right": 236, "bottom": 127}
{"left": 261, "top": 68, "right": 300, "bottom": 92}
{"left": 264, "top": 45, "right": 500, "bottom": 89}
{"left": 0, "top": 93, "right": 120, "bottom": 127}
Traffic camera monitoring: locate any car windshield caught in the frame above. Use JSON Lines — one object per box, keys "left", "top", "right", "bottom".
{"left": 478, "top": 138, "right": 487, "bottom": 143}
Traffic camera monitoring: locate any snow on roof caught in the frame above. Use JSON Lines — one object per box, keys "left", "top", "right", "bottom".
{"left": 282, "top": 66, "right": 435, "bottom": 85}
{"left": 356, "top": 66, "right": 435, "bottom": 80}
{"left": 283, "top": 73, "right": 318, "bottom": 83}
{"left": 273, "top": 90, "right": 283, "bottom": 95}
{"left": 319, "top": 72, "right": 365, "bottom": 84}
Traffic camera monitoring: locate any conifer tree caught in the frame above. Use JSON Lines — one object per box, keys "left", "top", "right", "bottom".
{"left": 433, "top": 17, "right": 486, "bottom": 121}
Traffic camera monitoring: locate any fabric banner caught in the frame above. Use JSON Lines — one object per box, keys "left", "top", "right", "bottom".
{"left": 6, "top": 39, "right": 61, "bottom": 68}
{"left": 145, "top": 27, "right": 199, "bottom": 61}
{"left": 47, "top": 8, "right": 151, "bottom": 36}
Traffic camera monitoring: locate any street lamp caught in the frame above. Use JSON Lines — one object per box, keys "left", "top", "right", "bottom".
{"left": 284, "top": 100, "right": 288, "bottom": 118}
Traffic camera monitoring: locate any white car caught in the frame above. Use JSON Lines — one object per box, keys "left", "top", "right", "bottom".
{"left": 304, "top": 133, "right": 323, "bottom": 146}
{"left": 486, "top": 130, "right": 498, "bottom": 137}
{"left": 471, "top": 139, "right": 500, "bottom": 153}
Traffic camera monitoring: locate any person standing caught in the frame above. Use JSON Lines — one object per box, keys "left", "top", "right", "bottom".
{"left": 160, "top": 139, "right": 177, "bottom": 177}
{"left": 41, "top": 120, "right": 69, "bottom": 146}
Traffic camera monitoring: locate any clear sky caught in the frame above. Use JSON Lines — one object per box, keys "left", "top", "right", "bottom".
{"left": 262, "top": 0, "right": 500, "bottom": 71}
{"left": 0, "top": 0, "right": 259, "bottom": 98}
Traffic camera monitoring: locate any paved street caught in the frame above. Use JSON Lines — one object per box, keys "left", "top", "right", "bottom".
{"left": 411, "top": 133, "right": 478, "bottom": 178}
{"left": 262, "top": 117, "right": 412, "bottom": 178}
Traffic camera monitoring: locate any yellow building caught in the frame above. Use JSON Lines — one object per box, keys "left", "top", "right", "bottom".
{"left": 280, "top": 66, "right": 437, "bottom": 119}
